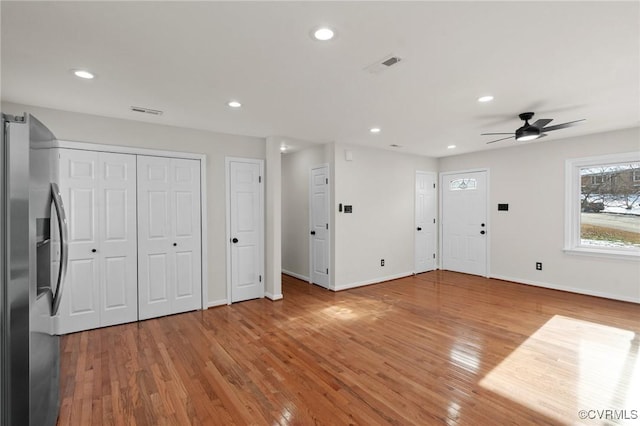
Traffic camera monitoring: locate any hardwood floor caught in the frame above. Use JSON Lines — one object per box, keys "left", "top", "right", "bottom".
{"left": 57, "top": 271, "right": 640, "bottom": 425}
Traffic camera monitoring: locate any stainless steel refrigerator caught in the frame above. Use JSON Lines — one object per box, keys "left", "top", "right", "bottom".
{"left": 1, "top": 113, "right": 68, "bottom": 426}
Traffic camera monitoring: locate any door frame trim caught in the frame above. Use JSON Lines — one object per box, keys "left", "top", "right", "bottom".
{"left": 415, "top": 170, "right": 438, "bottom": 273}
{"left": 439, "top": 168, "right": 491, "bottom": 277}
{"left": 308, "top": 163, "right": 331, "bottom": 288}
{"left": 225, "top": 156, "right": 265, "bottom": 304}
{"left": 53, "top": 139, "right": 209, "bottom": 310}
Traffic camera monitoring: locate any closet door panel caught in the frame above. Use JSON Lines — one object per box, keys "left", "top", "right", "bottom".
{"left": 99, "top": 152, "right": 137, "bottom": 327}
{"left": 56, "top": 149, "right": 100, "bottom": 334}
{"left": 137, "top": 156, "right": 174, "bottom": 320}
{"left": 171, "top": 159, "right": 202, "bottom": 314}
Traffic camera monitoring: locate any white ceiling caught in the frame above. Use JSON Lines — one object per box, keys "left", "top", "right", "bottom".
{"left": 2, "top": 1, "right": 638, "bottom": 157}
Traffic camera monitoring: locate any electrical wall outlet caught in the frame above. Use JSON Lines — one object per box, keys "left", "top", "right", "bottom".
{"left": 381, "top": 259, "right": 385, "bottom": 267}
{"left": 536, "top": 262, "right": 542, "bottom": 271}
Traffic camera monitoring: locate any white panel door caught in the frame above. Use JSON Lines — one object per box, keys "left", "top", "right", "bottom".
{"left": 310, "top": 165, "right": 329, "bottom": 288}
{"left": 415, "top": 171, "right": 436, "bottom": 273}
{"left": 441, "top": 171, "right": 488, "bottom": 276}
{"left": 138, "top": 156, "right": 202, "bottom": 319}
{"left": 98, "top": 153, "right": 138, "bottom": 327}
{"left": 56, "top": 150, "right": 138, "bottom": 334}
{"left": 56, "top": 149, "right": 100, "bottom": 333}
{"left": 171, "top": 158, "right": 202, "bottom": 314}
{"left": 138, "top": 156, "right": 173, "bottom": 319}
{"left": 229, "top": 160, "right": 264, "bottom": 303}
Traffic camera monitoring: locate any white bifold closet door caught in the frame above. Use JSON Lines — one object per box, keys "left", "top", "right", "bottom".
{"left": 137, "top": 156, "right": 202, "bottom": 320}
{"left": 55, "top": 150, "right": 138, "bottom": 334}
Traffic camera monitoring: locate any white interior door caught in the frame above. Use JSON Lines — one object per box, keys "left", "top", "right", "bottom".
{"left": 441, "top": 170, "right": 488, "bottom": 276}
{"left": 56, "top": 150, "right": 138, "bottom": 334}
{"left": 56, "top": 149, "right": 100, "bottom": 333}
{"left": 171, "top": 158, "right": 202, "bottom": 314}
{"left": 98, "top": 152, "right": 138, "bottom": 327}
{"left": 228, "top": 159, "right": 264, "bottom": 303}
{"left": 138, "top": 156, "right": 202, "bottom": 319}
{"left": 310, "top": 165, "right": 329, "bottom": 288}
{"left": 415, "top": 171, "right": 436, "bottom": 273}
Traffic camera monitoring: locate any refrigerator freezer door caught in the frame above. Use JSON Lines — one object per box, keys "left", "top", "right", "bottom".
{"left": 1, "top": 113, "right": 60, "bottom": 426}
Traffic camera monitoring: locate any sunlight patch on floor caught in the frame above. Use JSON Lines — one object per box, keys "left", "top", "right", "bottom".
{"left": 480, "top": 315, "right": 638, "bottom": 425}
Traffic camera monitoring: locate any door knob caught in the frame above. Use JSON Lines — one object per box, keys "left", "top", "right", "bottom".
{"left": 173, "top": 243, "right": 177, "bottom": 246}
{"left": 481, "top": 223, "right": 486, "bottom": 227}
{"left": 310, "top": 231, "right": 316, "bottom": 235}
{"left": 232, "top": 237, "right": 238, "bottom": 243}
{"left": 417, "top": 227, "right": 422, "bottom": 231}
{"left": 480, "top": 230, "right": 486, "bottom": 235}
{"left": 91, "top": 249, "right": 97, "bottom": 253}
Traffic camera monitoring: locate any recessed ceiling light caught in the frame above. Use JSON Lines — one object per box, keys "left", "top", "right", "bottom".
{"left": 478, "top": 95, "right": 494, "bottom": 103}
{"left": 280, "top": 145, "right": 287, "bottom": 152}
{"left": 312, "top": 27, "right": 335, "bottom": 41}
{"left": 447, "top": 145, "right": 457, "bottom": 149}
{"left": 72, "top": 69, "right": 94, "bottom": 79}
{"left": 227, "top": 100, "right": 242, "bottom": 108}
{"left": 370, "top": 127, "right": 381, "bottom": 134}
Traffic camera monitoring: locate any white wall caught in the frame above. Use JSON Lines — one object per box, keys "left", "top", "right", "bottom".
{"left": 439, "top": 127, "right": 640, "bottom": 303}
{"left": 281, "top": 144, "right": 328, "bottom": 280}
{"left": 333, "top": 143, "right": 438, "bottom": 290}
{"left": 2, "top": 101, "right": 266, "bottom": 305}
{"left": 265, "top": 137, "right": 283, "bottom": 300}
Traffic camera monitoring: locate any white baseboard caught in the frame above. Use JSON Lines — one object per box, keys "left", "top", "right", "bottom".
{"left": 265, "top": 292, "right": 284, "bottom": 301}
{"left": 282, "top": 269, "right": 310, "bottom": 282}
{"left": 333, "top": 271, "right": 414, "bottom": 292}
{"left": 490, "top": 274, "right": 639, "bottom": 304}
{"left": 207, "top": 298, "right": 228, "bottom": 308}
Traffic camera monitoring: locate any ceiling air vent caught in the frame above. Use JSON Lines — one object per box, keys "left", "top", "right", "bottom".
{"left": 364, "top": 54, "right": 403, "bottom": 74}
{"left": 130, "top": 106, "right": 163, "bottom": 116}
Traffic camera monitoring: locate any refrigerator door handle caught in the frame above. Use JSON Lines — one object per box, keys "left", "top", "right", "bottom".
{"left": 51, "top": 182, "right": 68, "bottom": 316}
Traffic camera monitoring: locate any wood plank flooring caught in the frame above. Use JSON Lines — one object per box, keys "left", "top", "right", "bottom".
{"left": 57, "top": 271, "right": 640, "bottom": 425}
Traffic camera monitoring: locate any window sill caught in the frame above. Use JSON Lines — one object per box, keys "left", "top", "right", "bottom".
{"left": 564, "top": 247, "right": 640, "bottom": 260}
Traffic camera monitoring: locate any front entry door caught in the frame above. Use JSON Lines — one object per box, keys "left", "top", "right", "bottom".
{"left": 228, "top": 159, "right": 264, "bottom": 303}
{"left": 310, "top": 165, "right": 329, "bottom": 288}
{"left": 441, "top": 170, "right": 488, "bottom": 276}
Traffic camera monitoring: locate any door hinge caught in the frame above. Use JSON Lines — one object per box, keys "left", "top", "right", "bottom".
{"left": 326, "top": 268, "right": 329, "bottom": 274}
{"left": 433, "top": 253, "right": 436, "bottom": 259}
{"left": 433, "top": 183, "right": 436, "bottom": 189}
{"left": 259, "top": 275, "right": 262, "bottom": 282}
{"left": 433, "top": 218, "right": 436, "bottom": 224}
{"left": 326, "top": 223, "right": 328, "bottom": 230}
{"left": 326, "top": 178, "right": 328, "bottom": 184}
{"left": 259, "top": 176, "right": 262, "bottom": 183}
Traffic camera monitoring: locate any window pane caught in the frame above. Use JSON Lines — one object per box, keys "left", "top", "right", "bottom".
{"left": 579, "top": 162, "right": 640, "bottom": 249}
{"left": 450, "top": 178, "right": 477, "bottom": 191}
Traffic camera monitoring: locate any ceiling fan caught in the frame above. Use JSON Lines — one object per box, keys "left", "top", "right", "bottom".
{"left": 482, "top": 112, "right": 585, "bottom": 144}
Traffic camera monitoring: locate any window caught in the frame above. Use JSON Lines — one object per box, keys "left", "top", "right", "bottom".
{"left": 450, "top": 178, "right": 477, "bottom": 191}
{"left": 589, "top": 174, "right": 608, "bottom": 185}
{"left": 565, "top": 152, "right": 640, "bottom": 258}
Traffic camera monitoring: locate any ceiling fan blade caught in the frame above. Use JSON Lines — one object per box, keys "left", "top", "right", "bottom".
{"left": 531, "top": 119, "right": 553, "bottom": 129}
{"left": 486, "top": 136, "right": 515, "bottom": 144}
{"left": 481, "top": 132, "right": 513, "bottom": 136}
{"left": 541, "top": 119, "right": 585, "bottom": 132}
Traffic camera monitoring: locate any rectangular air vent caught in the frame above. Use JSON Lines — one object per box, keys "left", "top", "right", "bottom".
{"left": 381, "top": 57, "right": 401, "bottom": 67}
{"left": 130, "top": 106, "right": 163, "bottom": 116}
{"left": 364, "top": 54, "right": 403, "bottom": 74}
